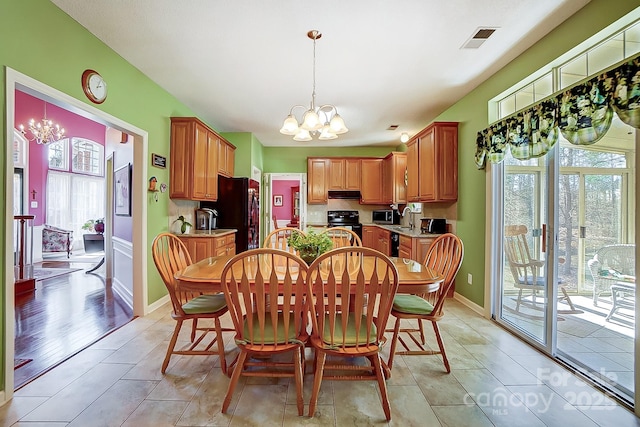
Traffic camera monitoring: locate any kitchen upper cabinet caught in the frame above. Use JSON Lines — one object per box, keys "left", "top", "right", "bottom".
{"left": 328, "top": 158, "right": 360, "bottom": 190}
{"left": 407, "top": 141, "right": 419, "bottom": 202}
{"left": 360, "top": 158, "right": 384, "bottom": 204}
{"left": 307, "top": 158, "right": 329, "bottom": 204}
{"left": 383, "top": 152, "right": 407, "bottom": 205}
{"left": 217, "top": 138, "right": 236, "bottom": 178}
{"left": 170, "top": 117, "right": 219, "bottom": 201}
{"left": 406, "top": 122, "right": 458, "bottom": 203}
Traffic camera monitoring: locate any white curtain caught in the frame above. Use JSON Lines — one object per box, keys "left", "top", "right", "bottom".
{"left": 46, "top": 170, "right": 105, "bottom": 250}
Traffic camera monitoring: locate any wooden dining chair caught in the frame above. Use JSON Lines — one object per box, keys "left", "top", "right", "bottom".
{"left": 220, "top": 248, "right": 309, "bottom": 416}
{"left": 325, "top": 226, "right": 362, "bottom": 248}
{"left": 306, "top": 247, "right": 399, "bottom": 421}
{"left": 151, "top": 232, "right": 232, "bottom": 374}
{"left": 386, "top": 233, "right": 463, "bottom": 372}
{"left": 263, "top": 227, "right": 304, "bottom": 254}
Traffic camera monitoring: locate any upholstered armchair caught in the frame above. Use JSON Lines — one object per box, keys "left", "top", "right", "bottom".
{"left": 42, "top": 224, "right": 73, "bottom": 258}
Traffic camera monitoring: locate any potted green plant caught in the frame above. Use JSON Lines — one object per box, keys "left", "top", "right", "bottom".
{"left": 173, "top": 215, "right": 192, "bottom": 234}
{"left": 287, "top": 229, "right": 333, "bottom": 264}
{"left": 82, "top": 218, "right": 105, "bottom": 234}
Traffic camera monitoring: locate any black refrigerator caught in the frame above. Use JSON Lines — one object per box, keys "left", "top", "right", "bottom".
{"left": 202, "top": 176, "right": 259, "bottom": 253}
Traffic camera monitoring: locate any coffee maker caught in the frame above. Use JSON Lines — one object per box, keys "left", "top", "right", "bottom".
{"left": 195, "top": 208, "right": 217, "bottom": 231}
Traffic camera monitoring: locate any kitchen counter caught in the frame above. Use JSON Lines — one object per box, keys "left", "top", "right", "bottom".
{"left": 175, "top": 229, "right": 237, "bottom": 237}
{"left": 362, "top": 223, "right": 437, "bottom": 238}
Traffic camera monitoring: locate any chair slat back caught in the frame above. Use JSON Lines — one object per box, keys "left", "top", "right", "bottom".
{"left": 325, "top": 227, "right": 362, "bottom": 248}
{"left": 263, "top": 228, "right": 305, "bottom": 255}
{"left": 151, "top": 232, "right": 194, "bottom": 316}
{"left": 221, "top": 248, "right": 308, "bottom": 348}
{"left": 504, "top": 225, "right": 540, "bottom": 286}
{"left": 423, "top": 233, "right": 464, "bottom": 317}
{"left": 307, "top": 247, "right": 399, "bottom": 350}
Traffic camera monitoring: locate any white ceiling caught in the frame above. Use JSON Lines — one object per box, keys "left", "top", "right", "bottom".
{"left": 51, "top": 0, "right": 591, "bottom": 147}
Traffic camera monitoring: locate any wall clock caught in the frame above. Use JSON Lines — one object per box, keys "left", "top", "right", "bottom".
{"left": 81, "top": 69, "right": 107, "bottom": 104}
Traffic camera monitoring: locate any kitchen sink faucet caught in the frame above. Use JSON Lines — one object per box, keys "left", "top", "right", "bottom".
{"left": 401, "top": 207, "right": 414, "bottom": 229}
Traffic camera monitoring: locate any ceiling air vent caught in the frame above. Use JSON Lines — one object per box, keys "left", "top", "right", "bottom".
{"left": 461, "top": 27, "right": 497, "bottom": 49}
{"left": 387, "top": 125, "right": 399, "bottom": 130}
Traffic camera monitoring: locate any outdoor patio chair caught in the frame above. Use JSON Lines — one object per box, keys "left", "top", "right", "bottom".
{"left": 503, "top": 225, "right": 580, "bottom": 316}
{"left": 587, "top": 243, "right": 635, "bottom": 310}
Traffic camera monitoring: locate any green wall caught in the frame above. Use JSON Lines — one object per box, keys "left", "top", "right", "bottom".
{"left": 434, "top": 0, "right": 639, "bottom": 306}
{"left": 0, "top": 0, "right": 221, "bottom": 389}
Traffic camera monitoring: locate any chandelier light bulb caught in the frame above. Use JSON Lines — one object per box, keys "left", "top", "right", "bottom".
{"left": 19, "top": 102, "right": 66, "bottom": 145}
{"left": 279, "top": 114, "right": 299, "bottom": 135}
{"left": 293, "top": 128, "right": 312, "bottom": 141}
{"left": 318, "top": 123, "right": 338, "bottom": 140}
{"left": 280, "top": 29, "right": 348, "bottom": 142}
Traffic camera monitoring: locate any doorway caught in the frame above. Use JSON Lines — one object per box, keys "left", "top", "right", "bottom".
{"left": 494, "top": 118, "right": 637, "bottom": 404}
{"left": 263, "top": 173, "right": 307, "bottom": 236}
{"left": 4, "top": 68, "right": 149, "bottom": 398}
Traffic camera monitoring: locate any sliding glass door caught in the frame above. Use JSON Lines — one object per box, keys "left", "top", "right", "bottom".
{"left": 495, "top": 122, "right": 636, "bottom": 403}
{"left": 500, "top": 159, "right": 550, "bottom": 344}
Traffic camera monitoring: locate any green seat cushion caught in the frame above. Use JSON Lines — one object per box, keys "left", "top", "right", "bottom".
{"left": 182, "top": 293, "right": 227, "bottom": 314}
{"left": 243, "top": 312, "right": 300, "bottom": 344}
{"left": 392, "top": 294, "right": 434, "bottom": 315}
{"left": 322, "top": 315, "right": 377, "bottom": 345}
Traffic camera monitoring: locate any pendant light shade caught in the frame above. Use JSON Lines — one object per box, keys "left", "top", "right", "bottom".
{"left": 280, "top": 30, "right": 348, "bottom": 142}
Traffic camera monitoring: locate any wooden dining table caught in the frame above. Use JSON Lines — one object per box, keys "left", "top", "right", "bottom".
{"left": 174, "top": 254, "right": 443, "bottom": 295}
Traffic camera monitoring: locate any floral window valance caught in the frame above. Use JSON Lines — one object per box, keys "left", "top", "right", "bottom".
{"left": 475, "top": 54, "right": 640, "bottom": 169}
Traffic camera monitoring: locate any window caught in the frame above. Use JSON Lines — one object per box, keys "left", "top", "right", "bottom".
{"left": 72, "top": 138, "right": 103, "bottom": 176}
{"left": 496, "top": 19, "right": 640, "bottom": 119}
{"left": 48, "top": 138, "right": 69, "bottom": 170}
{"left": 46, "top": 171, "right": 105, "bottom": 250}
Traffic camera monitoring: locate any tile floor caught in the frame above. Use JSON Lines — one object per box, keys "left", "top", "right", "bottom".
{"left": 2, "top": 299, "right": 639, "bottom": 426}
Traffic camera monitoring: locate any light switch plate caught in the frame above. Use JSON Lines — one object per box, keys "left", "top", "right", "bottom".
{"left": 30, "top": 201, "right": 38, "bottom": 208}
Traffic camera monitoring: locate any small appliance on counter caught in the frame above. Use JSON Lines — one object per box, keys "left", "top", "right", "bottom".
{"left": 372, "top": 209, "right": 400, "bottom": 225}
{"left": 420, "top": 218, "right": 447, "bottom": 234}
{"left": 195, "top": 208, "right": 218, "bottom": 231}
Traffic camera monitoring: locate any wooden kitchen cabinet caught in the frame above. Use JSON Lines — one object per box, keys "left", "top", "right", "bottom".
{"left": 363, "top": 225, "right": 390, "bottom": 255}
{"left": 406, "top": 122, "right": 458, "bottom": 203}
{"left": 214, "top": 233, "right": 236, "bottom": 257}
{"left": 170, "top": 117, "right": 219, "bottom": 201}
{"left": 307, "top": 158, "right": 329, "bottom": 204}
{"left": 328, "top": 158, "right": 361, "bottom": 190}
{"left": 217, "top": 138, "right": 236, "bottom": 178}
{"left": 399, "top": 235, "right": 412, "bottom": 259}
{"left": 362, "top": 226, "right": 376, "bottom": 248}
{"left": 377, "top": 227, "right": 391, "bottom": 256}
{"left": 383, "top": 152, "right": 407, "bottom": 205}
{"left": 360, "top": 158, "right": 384, "bottom": 204}
{"left": 178, "top": 232, "right": 236, "bottom": 262}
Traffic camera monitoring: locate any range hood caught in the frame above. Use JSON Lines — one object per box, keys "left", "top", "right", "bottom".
{"left": 327, "top": 190, "right": 361, "bottom": 200}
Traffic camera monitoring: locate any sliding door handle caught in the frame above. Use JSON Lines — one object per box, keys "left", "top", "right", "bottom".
{"left": 542, "top": 224, "right": 547, "bottom": 253}
{"left": 580, "top": 226, "right": 586, "bottom": 239}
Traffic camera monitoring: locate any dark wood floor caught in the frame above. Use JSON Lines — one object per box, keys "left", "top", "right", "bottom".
{"left": 14, "top": 258, "right": 133, "bottom": 390}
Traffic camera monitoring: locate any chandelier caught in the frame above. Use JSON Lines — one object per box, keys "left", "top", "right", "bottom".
{"left": 19, "top": 102, "right": 65, "bottom": 145}
{"left": 279, "top": 30, "right": 348, "bottom": 142}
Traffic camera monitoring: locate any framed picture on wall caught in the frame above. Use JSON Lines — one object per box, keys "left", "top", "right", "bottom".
{"left": 114, "top": 163, "right": 132, "bottom": 216}
{"left": 273, "top": 194, "right": 283, "bottom": 207}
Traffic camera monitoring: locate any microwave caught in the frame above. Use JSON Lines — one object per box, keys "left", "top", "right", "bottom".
{"left": 372, "top": 210, "right": 400, "bottom": 225}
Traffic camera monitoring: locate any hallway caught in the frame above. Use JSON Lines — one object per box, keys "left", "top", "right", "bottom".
{"left": 14, "top": 256, "right": 133, "bottom": 389}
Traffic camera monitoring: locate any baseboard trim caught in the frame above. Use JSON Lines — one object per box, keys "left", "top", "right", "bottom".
{"left": 453, "top": 292, "right": 485, "bottom": 317}
{"left": 147, "top": 294, "right": 170, "bottom": 314}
